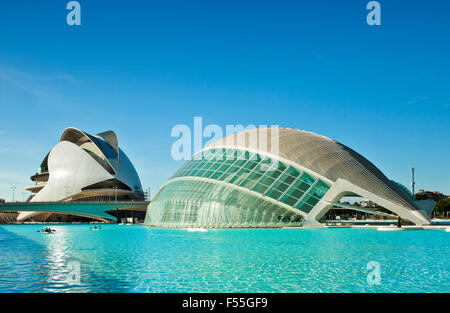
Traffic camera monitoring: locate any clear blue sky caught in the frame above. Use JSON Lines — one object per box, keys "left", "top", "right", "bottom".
{"left": 0, "top": 0, "right": 449, "bottom": 201}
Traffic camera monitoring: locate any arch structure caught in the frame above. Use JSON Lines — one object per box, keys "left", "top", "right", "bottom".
{"left": 145, "top": 127, "right": 431, "bottom": 228}
{"left": 20, "top": 127, "right": 145, "bottom": 222}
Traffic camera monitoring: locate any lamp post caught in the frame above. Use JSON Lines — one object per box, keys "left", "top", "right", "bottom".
{"left": 114, "top": 186, "right": 118, "bottom": 202}
{"left": 10, "top": 186, "right": 16, "bottom": 203}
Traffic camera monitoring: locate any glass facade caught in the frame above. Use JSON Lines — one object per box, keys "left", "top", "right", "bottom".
{"left": 170, "top": 148, "right": 330, "bottom": 215}
{"left": 145, "top": 148, "right": 331, "bottom": 227}
{"left": 145, "top": 180, "right": 304, "bottom": 228}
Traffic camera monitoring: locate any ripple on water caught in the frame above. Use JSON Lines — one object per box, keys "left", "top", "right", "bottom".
{"left": 0, "top": 225, "right": 449, "bottom": 293}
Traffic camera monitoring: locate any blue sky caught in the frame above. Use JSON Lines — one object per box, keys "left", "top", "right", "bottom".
{"left": 0, "top": 0, "right": 449, "bottom": 201}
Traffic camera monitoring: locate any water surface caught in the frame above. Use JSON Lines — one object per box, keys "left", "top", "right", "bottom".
{"left": 0, "top": 225, "right": 448, "bottom": 293}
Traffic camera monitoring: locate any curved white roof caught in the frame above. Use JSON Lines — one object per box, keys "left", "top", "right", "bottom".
{"left": 30, "top": 127, "right": 143, "bottom": 202}
{"left": 60, "top": 127, "right": 119, "bottom": 175}
{"left": 205, "top": 127, "right": 419, "bottom": 212}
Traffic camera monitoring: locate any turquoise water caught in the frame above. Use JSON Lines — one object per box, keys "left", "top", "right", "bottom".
{"left": 0, "top": 225, "right": 449, "bottom": 293}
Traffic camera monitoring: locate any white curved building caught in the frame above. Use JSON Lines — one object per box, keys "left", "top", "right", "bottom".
{"left": 145, "top": 127, "right": 432, "bottom": 227}
{"left": 20, "top": 128, "right": 145, "bottom": 221}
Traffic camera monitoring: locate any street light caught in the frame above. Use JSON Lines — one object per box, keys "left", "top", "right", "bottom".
{"left": 10, "top": 186, "right": 16, "bottom": 203}
{"left": 114, "top": 186, "right": 118, "bottom": 202}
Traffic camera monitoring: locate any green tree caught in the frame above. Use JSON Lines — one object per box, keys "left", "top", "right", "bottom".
{"left": 415, "top": 193, "right": 433, "bottom": 201}
{"left": 434, "top": 198, "right": 450, "bottom": 216}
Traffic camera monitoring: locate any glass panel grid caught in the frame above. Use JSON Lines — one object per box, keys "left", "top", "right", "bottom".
{"left": 259, "top": 165, "right": 290, "bottom": 199}
{"left": 180, "top": 160, "right": 196, "bottom": 172}
{"left": 238, "top": 157, "right": 269, "bottom": 188}
{"left": 190, "top": 159, "right": 211, "bottom": 176}
{"left": 199, "top": 160, "right": 219, "bottom": 175}
{"left": 217, "top": 154, "right": 247, "bottom": 181}
{"left": 184, "top": 160, "right": 203, "bottom": 176}
{"left": 229, "top": 159, "right": 259, "bottom": 185}
{"left": 168, "top": 148, "right": 331, "bottom": 216}
{"left": 203, "top": 163, "right": 223, "bottom": 178}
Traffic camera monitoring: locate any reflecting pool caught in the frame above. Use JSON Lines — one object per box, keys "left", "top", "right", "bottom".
{"left": 0, "top": 225, "right": 448, "bottom": 293}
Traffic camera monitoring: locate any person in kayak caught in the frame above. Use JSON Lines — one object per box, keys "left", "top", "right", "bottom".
{"left": 40, "top": 227, "right": 55, "bottom": 233}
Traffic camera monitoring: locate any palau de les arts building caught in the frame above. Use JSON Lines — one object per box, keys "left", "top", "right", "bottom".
{"left": 145, "top": 127, "right": 434, "bottom": 228}
{"left": 15, "top": 128, "right": 147, "bottom": 222}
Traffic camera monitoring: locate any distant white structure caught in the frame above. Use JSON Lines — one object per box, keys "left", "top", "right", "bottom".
{"left": 20, "top": 128, "right": 144, "bottom": 221}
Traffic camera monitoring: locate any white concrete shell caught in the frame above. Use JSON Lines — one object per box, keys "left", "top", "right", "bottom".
{"left": 32, "top": 127, "right": 143, "bottom": 201}
{"left": 21, "top": 128, "right": 144, "bottom": 221}
{"left": 31, "top": 141, "right": 113, "bottom": 202}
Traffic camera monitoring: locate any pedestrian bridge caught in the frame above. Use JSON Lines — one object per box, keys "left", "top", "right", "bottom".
{"left": 0, "top": 201, "right": 149, "bottom": 222}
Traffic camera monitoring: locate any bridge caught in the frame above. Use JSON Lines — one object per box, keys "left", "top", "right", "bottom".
{"left": 0, "top": 201, "right": 150, "bottom": 222}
